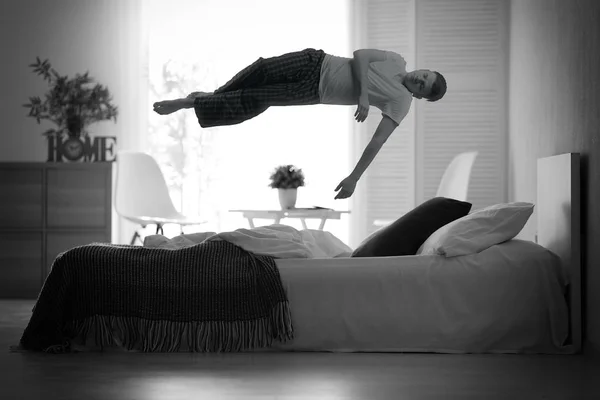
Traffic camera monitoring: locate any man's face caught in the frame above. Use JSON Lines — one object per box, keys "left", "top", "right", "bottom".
{"left": 404, "top": 69, "right": 436, "bottom": 99}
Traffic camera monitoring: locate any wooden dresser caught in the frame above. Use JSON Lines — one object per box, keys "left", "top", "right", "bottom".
{"left": 0, "top": 162, "right": 112, "bottom": 298}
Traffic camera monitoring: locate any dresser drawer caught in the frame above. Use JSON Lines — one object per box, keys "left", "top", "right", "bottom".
{"left": 46, "top": 168, "right": 109, "bottom": 228}
{"left": 0, "top": 169, "right": 43, "bottom": 228}
{"left": 0, "top": 162, "right": 112, "bottom": 299}
{"left": 0, "top": 232, "right": 42, "bottom": 298}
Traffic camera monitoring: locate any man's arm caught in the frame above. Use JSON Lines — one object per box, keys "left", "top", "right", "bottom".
{"left": 351, "top": 49, "right": 387, "bottom": 99}
{"left": 334, "top": 115, "right": 399, "bottom": 199}
{"left": 349, "top": 115, "right": 398, "bottom": 181}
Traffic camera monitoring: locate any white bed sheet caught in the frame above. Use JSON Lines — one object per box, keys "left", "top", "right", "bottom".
{"left": 71, "top": 239, "right": 573, "bottom": 354}
{"left": 265, "top": 239, "right": 572, "bottom": 354}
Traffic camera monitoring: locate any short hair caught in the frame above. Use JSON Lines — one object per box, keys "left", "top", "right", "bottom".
{"left": 426, "top": 71, "right": 447, "bottom": 102}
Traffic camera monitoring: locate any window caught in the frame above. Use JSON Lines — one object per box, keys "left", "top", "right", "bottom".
{"left": 356, "top": 0, "right": 508, "bottom": 240}
{"left": 146, "top": 0, "right": 353, "bottom": 244}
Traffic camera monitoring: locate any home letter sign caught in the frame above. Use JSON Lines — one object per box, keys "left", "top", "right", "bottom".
{"left": 47, "top": 136, "right": 117, "bottom": 162}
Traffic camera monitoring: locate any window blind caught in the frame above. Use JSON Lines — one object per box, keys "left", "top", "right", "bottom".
{"left": 352, "top": 0, "right": 508, "bottom": 244}
{"left": 359, "top": 0, "right": 416, "bottom": 238}
{"left": 414, "top": 0, "right": 508, "bottom": 210}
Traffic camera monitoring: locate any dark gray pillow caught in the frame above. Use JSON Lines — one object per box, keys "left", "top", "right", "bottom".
{"left": 351, "top": 197, "right": 472, "bottom": 257}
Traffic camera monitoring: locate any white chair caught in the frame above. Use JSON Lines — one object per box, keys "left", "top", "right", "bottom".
{"left": 373, "top": 151, "right": 478, "bottom": 227}
{"left": 114, "top": 151, "right": 207, "bottom": 245}
{"left": 435, "top": 151, "right": 478, "bottom": 200}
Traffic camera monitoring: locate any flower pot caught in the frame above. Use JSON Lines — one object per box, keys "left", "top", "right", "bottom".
{"left": 278, "top": 188, "right": 297, "bottom": 210}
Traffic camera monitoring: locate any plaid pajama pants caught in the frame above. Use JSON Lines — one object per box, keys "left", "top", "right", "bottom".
{"left": 193, "top": 48, "right": 326, "bottom": 128}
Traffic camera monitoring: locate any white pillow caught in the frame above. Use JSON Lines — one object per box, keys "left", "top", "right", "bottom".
{"left": 143, "top": 232, "right": 217, "bottom": 249}
{"left": 416, "top": 202, "right": 534, "bottom": 257}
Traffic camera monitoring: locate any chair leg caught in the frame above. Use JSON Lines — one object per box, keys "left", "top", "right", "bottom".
{"left": 130, "top": 230, "right": 142, "bottom": 245}
{"left": 130, "top": 224, "right": 147, "bottom": 245}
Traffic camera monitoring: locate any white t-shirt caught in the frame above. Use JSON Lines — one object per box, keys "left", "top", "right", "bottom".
{"left": 318, "top": 51, "right": 413, "bottom": 125}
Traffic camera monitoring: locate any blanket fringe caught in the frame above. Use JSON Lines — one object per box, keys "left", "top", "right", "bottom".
{"left": 51, "top": 301, "right": 293, "bottom": 353}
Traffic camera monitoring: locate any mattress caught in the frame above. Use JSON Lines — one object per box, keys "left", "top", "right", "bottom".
{"left": 265, "top": 239, "right": 571, "bottom": 354}
{"left": 71, "top": 239, "right": 572, "bottom": 354}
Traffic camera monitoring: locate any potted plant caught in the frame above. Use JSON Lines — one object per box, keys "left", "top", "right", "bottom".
{"left": 268, "top": 164, "right": 305, "bottom": 209}
{"left": 23, "top": 57, "right": 118, "bottom": 161}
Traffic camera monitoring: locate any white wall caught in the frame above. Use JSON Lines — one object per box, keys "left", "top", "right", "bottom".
{"left": 509, "top": 0, "right": 600, "bottom": 356}
{"left": 0, "top": 0, "right": 148, "bottom": 161}
{"left": 0, "top": 0, "right": 148, "bottom": 243}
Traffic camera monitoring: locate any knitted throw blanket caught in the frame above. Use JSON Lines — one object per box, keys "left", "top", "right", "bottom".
{"left": 15, "top": 239, "right": 293, "bottom": 353}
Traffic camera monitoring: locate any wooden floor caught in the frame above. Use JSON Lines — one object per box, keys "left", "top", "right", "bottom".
{"left": 1, "top": 300, "right": 599, "bottom": 400}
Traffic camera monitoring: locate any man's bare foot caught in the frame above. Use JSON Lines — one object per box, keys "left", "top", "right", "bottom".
{"left": 153, "top": 98, "right": 191, "bottom": 115}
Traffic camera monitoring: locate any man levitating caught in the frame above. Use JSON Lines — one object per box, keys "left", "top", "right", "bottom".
{"left": 153, "top": 48, "right": 447, "bottom": 199}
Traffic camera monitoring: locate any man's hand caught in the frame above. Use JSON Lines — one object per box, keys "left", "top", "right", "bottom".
{"left": 354, "top": 93, "right": 369, "bottom": 123}
{"left": 153, "top": 98, "right": 193, "bottom": 115}
{"left": 334, "top": 176, "right": 357, "bottom": 199}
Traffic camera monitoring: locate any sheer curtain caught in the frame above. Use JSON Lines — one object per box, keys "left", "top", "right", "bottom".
{"left": 145, "top": 0, "right": 353, "bottom": 245}
{"left": 106, "top": 0, "right": 150, "bottom": 245}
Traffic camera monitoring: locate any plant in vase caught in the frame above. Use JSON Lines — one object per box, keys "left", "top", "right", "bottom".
{"left": 268, "top": 164, "right": 305, "bottom": 210}
{"left": 23, "top": 57, "right": 119, "bottom": 161}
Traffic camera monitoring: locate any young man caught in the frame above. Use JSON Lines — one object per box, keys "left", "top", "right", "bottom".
{"left": 153, "top": 48, "right": 447, "bottom": 199}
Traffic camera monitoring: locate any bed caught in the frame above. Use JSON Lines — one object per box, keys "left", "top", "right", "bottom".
{"left": 266, "top": 152, "right": 581, "bottom": 354}
{"left": 12, "top": 153, "right": 582, "bottom": 354}
{"left": 267, "top": 239, "right": 571, "bottom": 354}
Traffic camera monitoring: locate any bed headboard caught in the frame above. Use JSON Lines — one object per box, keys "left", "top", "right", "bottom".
{"left": 537, "top": 152, "right": 581, "bottom": 353}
